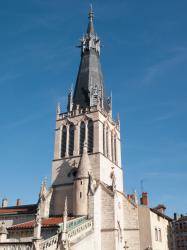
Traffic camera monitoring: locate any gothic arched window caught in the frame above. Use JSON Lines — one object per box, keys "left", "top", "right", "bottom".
{"left": 69, "top": 124, "right": 74, "bottom": 156}
{"left": 61, "top": 126, "right": 67, "bottom": 157}
{"left": 111, "top": 132, "right": 114, "bottom": 162}
{"left": 106, "top": 127, "right": 109, "bottom": 157}
{"left": 114, "top": 136, "right": 117, "bottom": 163}
{"left": 79, "top": 121, "right": 85, "bottom": 154}
{"left": 103, "top": 124, "right": 105, "bottom": 155}
{"left": 88, "top": 120, "right": 94, "bottom": 153}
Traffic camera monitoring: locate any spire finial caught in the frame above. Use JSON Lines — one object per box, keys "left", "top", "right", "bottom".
{"left": 61, "top": 196, "right": 70, "bottom": 249}
{"left": 56, "top": 102, "right": 61, "bottom": 114}
{"left": 87, "top": 4, "right": 94, "bottom": 34}
{"left": 63, "top": 197, "right": 68, "bottom": 221}
{"left": 62, "top": 197, "right": 68, "bottom": 235}
{"left": 89, "top": 4, "right": 94, "bottom": 20}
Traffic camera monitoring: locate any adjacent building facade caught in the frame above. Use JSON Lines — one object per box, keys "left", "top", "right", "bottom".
{"left": 172, "top": 214, "right": 187, "bottom": 250}
{"left": 138, "top": 193, "right": 173, "bottom": 250}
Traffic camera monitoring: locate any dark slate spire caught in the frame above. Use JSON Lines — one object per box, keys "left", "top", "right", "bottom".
{"left": 73, "top": 7, "right": 111, "bottom": 113}
{"left": 87, "top": 4, "right": 94, "bottom": 34}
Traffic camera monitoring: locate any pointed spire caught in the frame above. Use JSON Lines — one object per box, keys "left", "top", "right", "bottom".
{"left": 63, "top": 197, "right": 68, "bottom": 234}
{"left": 39, "top": 177, "right": 47, "bottom": 200}
{"left": 87, "top": 4, "right": 94, "bottom": 35}
{"left": 56, "top": 102, "right": 61, "bottom": 114}
{"left": 67, "top": 86, "right": 73, "bottom": 112}
{"left": 33, "top": 200, "right": 42, "bottom": 240}
{"left": 61, "top": 197, "right": 70, "bottom": 249}
{"left": 116, "top": 113, "right": 120, "bottom": 128}
{"left": 73, "top": 7, "right": 111, "bottom": 113}
{"left": 76, "top": 142, "right": 90, "bottom": 178}
{"left": 134, "top": 190, "right": 138, "bottom": 205}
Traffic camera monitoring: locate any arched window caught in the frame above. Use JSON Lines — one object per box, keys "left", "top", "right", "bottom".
{"left": 106, "top": 127, "right": 109, "bottom": 157}
{"left": 114, "top": 136, "right": 117, "bottom": 163}
{"left": 69, "top": 124, "right": 74, "bottom": 156}
{"left": 155, "top": 228, "right": 158, "bottom": 241}
{"left": 111, "top": 132, "right": 114, "bottom": 162}
{"left": 79, "top": 121, "right": 85, "bottom": 154}
{"left": 61, "top": 126, "right": 67, "bottom": 157}
{"left": 88, "top": 120, "right": 94, "bottom": 153}
{"left": 103, "top": 124, "right": 105, "bottom": 155}
{"left": 158, "top": 229, "right": 162, "bottom": 242}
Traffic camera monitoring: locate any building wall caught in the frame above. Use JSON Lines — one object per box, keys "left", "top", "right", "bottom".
{"left": 138, "top": 206, "right": 152, "bottom": 250}
{"left": 150, "top": 210, "right": 171, "bottom": 250}
{"left": 100, "top": 186, "right": 115, "bottom": 250}
{"left": 50, "top": 185, "right": 73, "bottom": 216}
{"left": 123, "top": 196, "right": 140, "bottom": 250}
{"left": 172, "top": 215, "right": 187, "bottom": 250}
{"left": 71, "top": 232, "right": 95, "bottom": 250}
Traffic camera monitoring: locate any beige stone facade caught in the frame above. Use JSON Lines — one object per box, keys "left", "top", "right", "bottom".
{"left": 138, "top": 203, "right": 173, "bottom": 250}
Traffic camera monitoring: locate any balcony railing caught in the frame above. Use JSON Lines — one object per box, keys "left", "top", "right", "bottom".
{"left": 0, "top": 242, "right": 32, "bottom": 250}
{"left": 39, "top": 217, "right": 93, "bottom": 250}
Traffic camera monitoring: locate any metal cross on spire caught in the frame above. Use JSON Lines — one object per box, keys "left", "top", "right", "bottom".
{"left": 87, "top": 4, "right": 94, "bottom": 34}
{"left": 123, "top": 241, "right": 129, "bottom": 250}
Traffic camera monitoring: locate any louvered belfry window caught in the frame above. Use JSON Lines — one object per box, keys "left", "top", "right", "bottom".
{"left": 79, "top": 121, "right": 85, "bottom": 154}
{"left": 88, "top": 120, "right": 94, "bottom": 153}
{"left": 103, "top": 125, "right": 105, "bottom": 155}
{"left": 61, "top": 126, "right": 67, "bottom": 157}
{"left": 111, "top": 133, "right": 114, "bottom": 162}
{"left": 114, "top": 136, "right": 117, "bottom": 163}
{"left": 106, "top": 127, "right": 109, "bottom": 157}
{"left": 69, "top": 124, "right": 74, "bottom": 156}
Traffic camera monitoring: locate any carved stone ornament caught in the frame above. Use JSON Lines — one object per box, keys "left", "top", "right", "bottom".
{"left": 110, "top": 169, "right": 116, "bottom": 192}
{"left": 88, "top": 173, "right": 97, "bottom": 195}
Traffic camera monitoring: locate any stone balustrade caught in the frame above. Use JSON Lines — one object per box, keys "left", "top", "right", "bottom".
{"left": 68, "top": 219, "right": 93, "bottom": 241}
{"left": 39, "top": 234, "right": 58, "bottom": 250}
{"left": 39, "top": 217, "right": 93, "bottom": 250}
{"left": 0, "top": 218, "right": 93, "bottom": 250}
{"left": 0, "top": 242, "right": 32, "bottom": 250}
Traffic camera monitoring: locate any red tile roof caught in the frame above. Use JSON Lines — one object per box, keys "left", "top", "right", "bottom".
{"left": 9, "top": 217, "right": 65, "bottom": 230}
{"left": 0, "top": 205, "right": 37, "bottom": 215}
{"left": 0, "top": 208, "right": 30, "bottom": 214}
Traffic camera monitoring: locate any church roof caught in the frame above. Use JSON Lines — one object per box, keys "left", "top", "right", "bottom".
{"left": 150, "top": 208, "right": 172, "bottom": 221}
{"left": 73, "top": 7, "right": 111, "bottom": 113}
{"left": 8, "top": 217, "right": 66, "bottom": 230}
{"left": 0, "top": 204, "right": 37, "bottom": 215}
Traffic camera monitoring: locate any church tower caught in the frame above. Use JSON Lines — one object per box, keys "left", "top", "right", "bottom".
{"left": 50, "top": 7, "right": 124, "bottom": 217}
{"left": 0, "top": 7, "right": 141, "bottom": 250}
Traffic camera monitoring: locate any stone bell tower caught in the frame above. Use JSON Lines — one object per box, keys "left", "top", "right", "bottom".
{"left": 50, "top": 7, "right": 124, "bottom": 217}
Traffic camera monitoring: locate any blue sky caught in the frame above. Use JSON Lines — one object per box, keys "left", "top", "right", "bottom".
{"left": 0, "top": 0, "right": 187, "bottom": 216}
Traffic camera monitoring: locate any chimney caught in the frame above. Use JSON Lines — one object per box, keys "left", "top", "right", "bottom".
{"left": 154, "top": 204, "right": 166, "bottom": 214}
{"left": 2, "top": 198, "right": 8, "bottom": 208}
{"left": 174, "top": 213, "right": 178, "bottom": 221}
{"left": 140, "top": 192, "right": 148, "bottom": 206}
{"left": 16, "top": 199, "right": 21, "bottom": 206}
